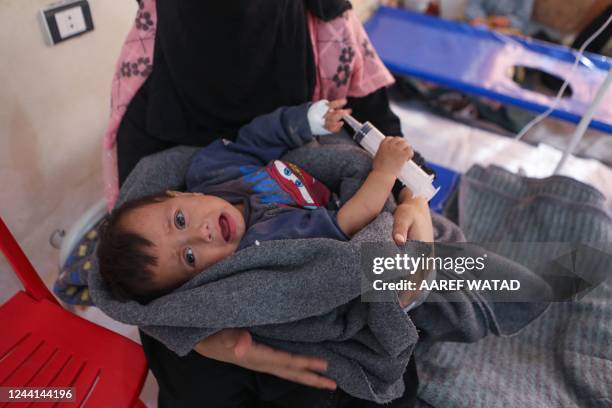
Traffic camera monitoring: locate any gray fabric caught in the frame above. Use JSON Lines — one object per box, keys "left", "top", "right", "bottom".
{"left": 115, "top": 146, "right": 200, "bottom": 208}
{"left": 89, "top": 144, "right": 548, "bottom": 403}
{"left": 458, "top": 165, "right": 611, "bottom": 243}
{"left": 415, "top": 165, "right": 612, "bottom": 408}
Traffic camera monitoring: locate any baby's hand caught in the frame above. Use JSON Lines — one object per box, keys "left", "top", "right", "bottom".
{"left": 323, "top": 99, "right": 351, "bottom": 133}
{"left": 372, "top": 136, "right": 413, "bottom": 179}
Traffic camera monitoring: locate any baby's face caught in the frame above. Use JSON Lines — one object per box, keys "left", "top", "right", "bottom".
{"left": 121, "top": 192, "right": 246, "bottom": 290}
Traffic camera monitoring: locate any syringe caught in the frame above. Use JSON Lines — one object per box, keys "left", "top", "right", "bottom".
{"left": 343, "top": 114, "right": 439, "bottom": 201}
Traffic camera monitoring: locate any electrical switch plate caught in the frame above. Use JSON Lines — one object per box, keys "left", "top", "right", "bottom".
{"left": 39, "top": 0, "right": 94, "bottom": 45}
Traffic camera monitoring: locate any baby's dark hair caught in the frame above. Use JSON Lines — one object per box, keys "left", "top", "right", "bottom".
{"left": 97, "top": 192, "right": 172, "bottom": 304}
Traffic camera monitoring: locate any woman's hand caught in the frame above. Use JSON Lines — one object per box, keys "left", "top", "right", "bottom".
{"left": 392, "top": 188, "right": 434, "bottom": 244}
{"left": 194, "top": 328, "right": 337, "bottom": 390}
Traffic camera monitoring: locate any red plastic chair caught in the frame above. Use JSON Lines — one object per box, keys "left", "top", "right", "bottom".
{"left": 0, "top": 217, "right": 148, "bottom": 407}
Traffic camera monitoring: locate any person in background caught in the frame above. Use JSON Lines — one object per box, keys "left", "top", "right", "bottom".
{"left": 465, "top": 0, "right": 535, "bottom": 33}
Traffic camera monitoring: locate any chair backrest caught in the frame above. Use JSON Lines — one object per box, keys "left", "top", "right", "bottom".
{"left": 1, "top": 216, "right": 147, "bottom": 407}
{"left": 0, "top": 217, "right": 59, "bottom": 305}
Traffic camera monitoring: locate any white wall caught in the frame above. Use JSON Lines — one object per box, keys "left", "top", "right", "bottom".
{"left": 0, "top": 0, "right": 136, "bottom": 302}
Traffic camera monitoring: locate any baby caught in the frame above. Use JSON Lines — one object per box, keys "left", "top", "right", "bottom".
{"left": 98, "top": 99, "right": 415, "bottom": 303}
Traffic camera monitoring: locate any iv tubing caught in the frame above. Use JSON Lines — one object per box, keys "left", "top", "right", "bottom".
{"left": 553, "top": 69, "right": 612, "bottom": 174}
{"left": 514, "top": 14, "right": 612, "bottom": 142}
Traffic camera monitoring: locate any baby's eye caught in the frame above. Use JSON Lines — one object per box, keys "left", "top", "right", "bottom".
{"left": 184, "top": 247, "right": 196, "bottom": 266}
{"left": 174, "top": 210, "right": 186, "bottom": 229}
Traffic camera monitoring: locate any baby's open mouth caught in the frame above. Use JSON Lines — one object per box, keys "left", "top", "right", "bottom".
{"left": 219, "top": 214, "right": 232, "bottom": 243}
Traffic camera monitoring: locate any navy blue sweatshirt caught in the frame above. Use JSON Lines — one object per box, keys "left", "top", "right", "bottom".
{"left": 185, "top": 103, "right": 349, "bottom": 250}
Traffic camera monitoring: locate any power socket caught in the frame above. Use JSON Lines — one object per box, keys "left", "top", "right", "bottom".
{"left": 39, "top": 0, "right": 94, "bottom": 45}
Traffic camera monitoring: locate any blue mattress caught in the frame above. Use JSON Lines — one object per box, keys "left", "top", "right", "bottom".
{"left": 365, "top": 7, "right": 612, "bottom": 133}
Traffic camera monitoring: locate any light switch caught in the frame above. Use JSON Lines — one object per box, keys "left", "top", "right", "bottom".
{"left": 55, "top": 6, "right": 87, "bottom": 39}
{"left": 39, "top": 0, "right": 94, "bottom": 45}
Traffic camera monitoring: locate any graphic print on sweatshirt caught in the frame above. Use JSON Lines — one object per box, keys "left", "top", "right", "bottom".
{"left": 238, "top": 161, "right": 331, "bottom": 209}
{"left": 267, "top": 160, "right": 331, "bottom": 209}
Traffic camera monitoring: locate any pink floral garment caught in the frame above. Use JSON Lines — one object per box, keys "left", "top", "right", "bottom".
{"left": 103, "top": 0, "right": 394, "bottom": 210}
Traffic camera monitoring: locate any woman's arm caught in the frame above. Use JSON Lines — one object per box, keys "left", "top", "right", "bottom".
{"left": 194, "top": 329, "right": 337, "bottom": 390}
{"left": 346, "top": 87, "right": 402, "bottom": 136}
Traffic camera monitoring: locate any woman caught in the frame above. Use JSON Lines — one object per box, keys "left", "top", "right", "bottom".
{"left": 107, "top": 1, "right": 432, "bottom": 406}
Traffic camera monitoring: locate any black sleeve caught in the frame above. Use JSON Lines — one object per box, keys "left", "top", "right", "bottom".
{"left": 347, "top": 87, "right": 436, "bottom": 201}
{"left": 346, "top": 86, "right": 402, "bottom": 136}
{"left": 116, "top": 78, "right": 176, "bottom": 186}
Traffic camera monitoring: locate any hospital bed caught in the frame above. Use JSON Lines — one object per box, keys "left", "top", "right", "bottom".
{"left": 365, "top": 6, "right": 612, "bottom": 133}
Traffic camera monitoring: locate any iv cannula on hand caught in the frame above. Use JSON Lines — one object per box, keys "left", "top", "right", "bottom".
{"left": 343, "top": 114, "right": 439, "bottom": 201}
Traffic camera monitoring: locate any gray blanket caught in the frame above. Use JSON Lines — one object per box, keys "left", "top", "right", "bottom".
{"left": 90, "top": 140, "right": 549, "bottom": 403}
{"left": 415, "top": 165, "right": 612, "bottom": 408}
